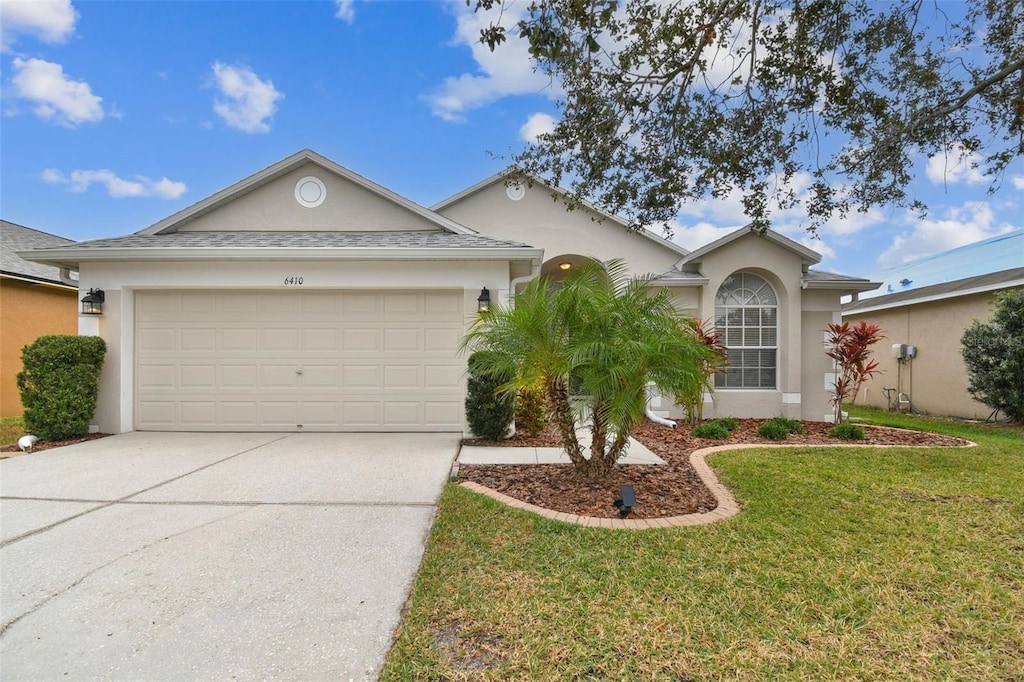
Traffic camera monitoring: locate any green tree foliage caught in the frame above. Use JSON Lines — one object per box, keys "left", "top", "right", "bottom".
{"left": 17, "top": 335, "right": 107, "bottom": 441}
{"left": 465, "top": 352, "right": 516, "bottom": 440}
{"left": 462, "top": 259, "right": 716, "bottom": 477}
{"left": 471, "top": 0, "right": 1024, "bottom": 233}
{"left": 515, "top": 384, "right": 549, "bottom": 436}
{"left": 961, "top": 289, "right": 1024, "bottom": 422}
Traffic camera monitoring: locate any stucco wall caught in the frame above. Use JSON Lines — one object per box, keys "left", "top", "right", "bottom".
{"left": 77, "top": 259, "right": 511, "bottom": 434}
{"left": 179, "top": 165, "right": 441, "bottom": 232}
{"left": 437, "top": 181, "right": 681, "bottom": 277}
{"left": 0, "top": 279, "right": 79, "bottom": 417}
{"left": 844, "top": 290, "right": 1011, "bottom": 419}
{"left": 693, "top": 233, "right": 808, "bottom": 420}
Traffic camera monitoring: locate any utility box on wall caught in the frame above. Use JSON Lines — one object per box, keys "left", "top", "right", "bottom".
{"left": 892, "top": 343, "right": 918, "bottom": 359}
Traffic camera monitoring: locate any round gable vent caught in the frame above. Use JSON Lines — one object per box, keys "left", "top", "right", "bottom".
{"left": 506, "top": 181, "right": 526, "bottom": 201}
{"left": 295, "top": 176, "right": 327, "bottom": 208}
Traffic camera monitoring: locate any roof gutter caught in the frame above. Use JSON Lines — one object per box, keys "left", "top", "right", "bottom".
{"left": 19, "top": 246, "right": 546, "bottom": 270}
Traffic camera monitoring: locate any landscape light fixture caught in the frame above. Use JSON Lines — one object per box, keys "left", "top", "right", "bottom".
{"left": 477, "top": 286, "right": 491, "bottom": 312}
{"left": 613, "top": 484, "right": 636, "bottom": 518}
{"left": 81, "top": 288, "right": 105, "bottom": 315}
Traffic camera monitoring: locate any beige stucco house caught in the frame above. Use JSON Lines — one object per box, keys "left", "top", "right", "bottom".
{"left": 1, "top": 221, "right": 80, "bottom": 417}
{"left": 21, "top": 150, "right": 878, "bottom": 435}
{"left": 843, "top": 230, "right": 1024, "bottom": 419}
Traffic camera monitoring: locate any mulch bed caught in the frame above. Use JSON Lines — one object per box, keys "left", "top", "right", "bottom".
{"left": 458, "top": 419, "right": 971, "bottom": 519}
{"left": 0, "top": 433, "right": 111, "bottom": 458}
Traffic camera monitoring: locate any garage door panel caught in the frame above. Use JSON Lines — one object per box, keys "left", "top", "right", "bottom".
{"left": 136, "top": 290, "right": 465, "bottom": 431}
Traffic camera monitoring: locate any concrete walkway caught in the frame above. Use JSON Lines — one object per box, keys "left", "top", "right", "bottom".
{"left": 0, "top": 432, "right": 458, "bottom": 681}
{"left": 458, "top": 431, "right": 666, "bottom": 465}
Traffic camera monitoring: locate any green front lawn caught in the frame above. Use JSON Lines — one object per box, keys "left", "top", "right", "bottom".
{"left": 0, "top": 416, "right": 25, "bottom": 448}
{"left": 383, "top": 409, "right": 1024, "bottom": 680}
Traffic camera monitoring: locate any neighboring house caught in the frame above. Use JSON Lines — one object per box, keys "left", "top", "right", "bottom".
{"left": 1, "top": 221, "right": 80, "bottom": 417}
{"left": 843, "top": 230, "right": 1024, "bottom": 420}
{"left": 21, "top": 150, "right": 878, "bottom": 435}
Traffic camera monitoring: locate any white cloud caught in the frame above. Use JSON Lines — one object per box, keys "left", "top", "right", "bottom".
{"left": 519, "top": 112, "right": 556, "bottom": 142}
{"left": 875, "top": 201, "right": 1016, "bottom": 268}
{"left": 1012, "top": 175, "right": 1024, "bottom": 191}
{"left": 0, "top": 0, "right": 77, "bottom": 52}
{"left": 210, "top": 62, "right": 283, "bottom": 134}
{"left": 426, "top": 1, "right": 558, "bottom": 122}
{"left": 666, "top": 220, "right": 739, "bottom": 251}
{"left": 925, "top": 144, "right": 987, "bottom": 185}
{"left": 42, "top": 168, "right": 187, "bottom": 199}
{"left": 9, "top": 57, "right": 104, "bottom": 126}
{"left": 333, "top": 0, "right": 355, "bottom": 23}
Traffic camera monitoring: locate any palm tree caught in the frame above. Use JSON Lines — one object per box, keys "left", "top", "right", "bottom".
{"left": 462, "top": 259, "right": 715, "bottom": 478}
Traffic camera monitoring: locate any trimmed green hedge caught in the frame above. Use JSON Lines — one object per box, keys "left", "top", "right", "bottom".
{"left": 465, "top": 352, "right": 515, "bottom": 441}
{"left": 17, "top": 335, "right": 107, "bottom": 441}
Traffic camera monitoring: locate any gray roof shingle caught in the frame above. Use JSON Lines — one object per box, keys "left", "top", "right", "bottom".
{"left": 1, "top": 220, "right": 75, "bottom": 284}
{"left": 34, "top": 230, "right": 533, "bottom": 251}
{"left": 844, "top": 267, "right": 1024, "bottom": 313}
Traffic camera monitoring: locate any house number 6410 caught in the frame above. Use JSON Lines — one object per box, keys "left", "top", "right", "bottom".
{"left": 283, "top": 276, "right": 304, "bottom": 285}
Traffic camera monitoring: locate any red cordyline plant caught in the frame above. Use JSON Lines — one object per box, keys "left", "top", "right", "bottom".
{"left": 825, "top": 321, "right": 885, "bottom": 423}
{"left": 681, "top": 318, "right": 729, "bottom": 425}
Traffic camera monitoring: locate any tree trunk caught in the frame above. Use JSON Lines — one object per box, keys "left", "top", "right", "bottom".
{"left": 546, "top": 380, "right": 584, "bottom": 466}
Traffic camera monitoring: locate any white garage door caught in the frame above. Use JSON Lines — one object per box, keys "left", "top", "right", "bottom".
{"left": 135, "top": 290, "right": 466, "bottom": 431}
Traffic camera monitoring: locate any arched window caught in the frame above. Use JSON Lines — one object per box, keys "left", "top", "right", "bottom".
{"left": 715, "top": 272, "right": 778, "bottom": 389}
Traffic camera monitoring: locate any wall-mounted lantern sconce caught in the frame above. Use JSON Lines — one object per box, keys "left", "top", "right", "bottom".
{"left": 81, "top": 288, "right": 105, "bottom": 315}
{"left": 477, "top": 286, "right": 491, "bottom": 312}
{"left": 559, "top": 262, "right": 572, "bottom": 271}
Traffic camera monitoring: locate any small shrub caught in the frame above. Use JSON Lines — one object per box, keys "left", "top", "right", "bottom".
{"left": 516, "top": 384, "right": 548, "bottom": 436}
{"left": 17, "top": 335, "right": 107, "bottom": 441}
{"left": 830, "top": 422, "right": 866, "bottom": 440}
{"left": 710, "top": 417, "right": 738, "bottom": 432}
{"left": 757, "top": 420, "right": 792, "bottom": 440}
{"left": 693, "top": 422, "right": 730, "bottom": 439}
{"left": 465, "top": 352, "right": 515, "bottom": 441}
{"left": 768, "top": 417, "right": 805, "bottom": 434}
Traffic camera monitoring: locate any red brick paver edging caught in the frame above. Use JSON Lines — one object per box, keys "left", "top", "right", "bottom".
{"left": 459, "top": 438, "right": 978, "bottom": 529}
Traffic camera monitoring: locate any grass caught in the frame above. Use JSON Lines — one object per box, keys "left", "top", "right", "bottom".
{"left": 383, "top": 408, "right": 1024, "bottom": 680}
{"left": 0, "top": 416, "right": 25, "bottom": 448}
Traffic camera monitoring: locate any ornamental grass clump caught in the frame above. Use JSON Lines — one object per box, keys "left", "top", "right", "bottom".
{"left": 830, "top": 422, "right": 866, "bottom": 440}
{"left": 757, "top": 417, "right": 804, "bottom": 440}
{"left": 692, "top": 421, "right": 730, "bottom": 439}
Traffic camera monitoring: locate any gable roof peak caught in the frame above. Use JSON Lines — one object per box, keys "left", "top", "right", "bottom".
{"left": 676, "top": 225, "right": 822, "bottom": 267}
{"left": 137, "top": 149, "right": 476, "bottom": 237}
{"left": 433, "top": 168, "right": 690, "bottom": 258}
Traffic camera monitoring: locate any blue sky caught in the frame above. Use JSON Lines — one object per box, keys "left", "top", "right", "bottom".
{"left": 2, "top": 0, "right": 1022, "bottom": 279}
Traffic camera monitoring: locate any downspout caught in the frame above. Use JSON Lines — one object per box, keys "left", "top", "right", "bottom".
{"left": 59, "top": 267, "right": 79, "bottom": 287}
{"left": 508, "top": 262, "right": 541, "bottom": 304}
{"left": 645, "top": 382, "right": 676, "bottom": 428}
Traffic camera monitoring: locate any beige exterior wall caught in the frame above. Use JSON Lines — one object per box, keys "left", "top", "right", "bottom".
{"left": 77, "top": 258, "right": 511, "bottom": 434}
{"left": 436, "top": 181, "right": 681, "bottom": 277}
{"left": 844, "top": 290, "right": 1012, "bottom": 419}
{"left": 180, "top": 165, "right": 440, "bottom": 232}
{"left": 0, "top": 279, "right": 79, "bottom": 417}
{"left": 692, "top": 233, "right": 808, "bottom": 420}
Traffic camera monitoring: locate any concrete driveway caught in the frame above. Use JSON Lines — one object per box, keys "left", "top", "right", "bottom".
{"left": 0, "top": 431, "right": 458, "bottom": 681}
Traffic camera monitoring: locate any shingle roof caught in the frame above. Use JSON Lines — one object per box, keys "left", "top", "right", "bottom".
{"left": 1, "top": 220, "right": 75, "bottom": 285}
{"left": 844, "top": 267, "right": 1024, "bottom": 313}
{"left": 41, "top": 230, "right": 532, "bottom": 250}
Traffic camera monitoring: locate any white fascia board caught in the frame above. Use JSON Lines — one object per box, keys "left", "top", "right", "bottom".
{"left": 842, "top": 278, "right": 1024, "bottom": 315}
{"left": 19, "top": 247, "right": 545, "bottom": 268}
{"left": 802, "top": 279, "right": 881, "bottom": 292}
{"left": 653, "top": 277, "right": 709, "bottom": 287}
